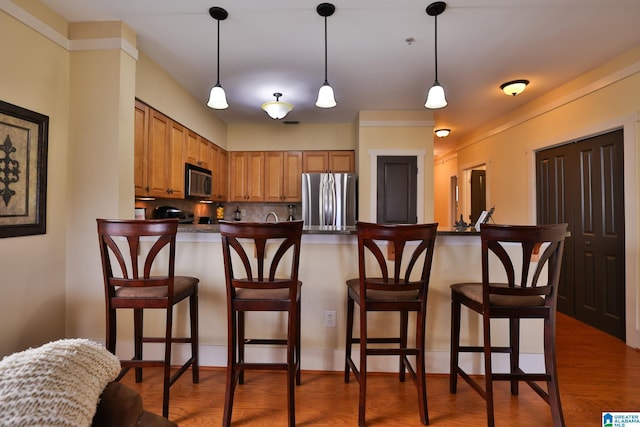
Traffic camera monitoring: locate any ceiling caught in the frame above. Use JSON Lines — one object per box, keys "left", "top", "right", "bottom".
{"left": 37, "top": 0, "right": 640, "bottom": 154}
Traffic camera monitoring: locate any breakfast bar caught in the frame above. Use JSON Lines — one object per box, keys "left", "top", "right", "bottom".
{"left": 149, "top": 225, "right": 546, "bottom": 375}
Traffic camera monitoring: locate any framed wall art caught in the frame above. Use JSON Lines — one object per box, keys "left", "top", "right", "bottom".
{"left": 0, "top": 100, "right": 49, "bottom": 238}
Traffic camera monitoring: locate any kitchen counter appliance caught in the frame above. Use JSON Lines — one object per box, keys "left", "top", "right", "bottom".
{"left": 152, "top": 206, "right": 194, "bottom": 224}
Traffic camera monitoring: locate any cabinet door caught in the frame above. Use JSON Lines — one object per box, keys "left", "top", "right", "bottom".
{"left": 167, "top": 121, "right": 186, "bottom": 198}
{"left": 147, "top": 109, "right": 171, "bottom": 197}
{"left": 303, "top": 151, "right": 329, "bottom": 173}
{"left": 134, "top": 101, "right": 149, "bottom": 196}
{"left": 217, "top": 148, "right": 228, "bottom": 201}
{"left": 246, "top": 151, "right": 265, "bottom": 202}
{"left": 228, "top": 151, "right": 248, "bottom": 202}
{"left": 197, "top": 136, "right": 212, "bottom": 171}
{"left": 329, "top": 151, "right": 355, "bottom": 173}
{"left": 283, "top": 151, "right": 303, "bottom": 202}
{"left": 264, "top": 152, "right": 285, "bottom": 202}
{"left": 185, "top": 130, "right": 199, "bottom": 166}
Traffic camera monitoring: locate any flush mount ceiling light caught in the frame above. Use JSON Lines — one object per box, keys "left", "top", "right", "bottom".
{"left": 206, "top": 6, "right": 229, "bottom": 109}
{"left": 261, "top": 93, "right": 294, "bottom": 120}
{"left": 500, "top": 79, "right": 529, "bottom": 96}
{"left": 424, "top": 1, "right": 447, "bottom": 109}
{"left": 315, "top": 3, "right": 337, "bottom": 108}
{"left": 434, "top": 128, "right": 451, "bottom": 137}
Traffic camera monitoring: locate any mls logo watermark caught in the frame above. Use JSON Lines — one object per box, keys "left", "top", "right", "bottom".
{"left": 603, "top": 412, "right": 640, "bottom": 427}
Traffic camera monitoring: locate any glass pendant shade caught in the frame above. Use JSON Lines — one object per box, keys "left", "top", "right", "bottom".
{"left": 261, "top": 96, "right": 293, "bottom": 120}
{"left": 425, "top": 82, "right": 447, "bottom": 109}
{"left": 315, "top": 83, "right": 337, "bottom": 108}
{"left": 207, "top": 83, "right": 228, "bottom": 109}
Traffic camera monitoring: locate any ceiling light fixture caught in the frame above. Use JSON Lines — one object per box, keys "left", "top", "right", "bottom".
{"left": 424, "top": 1, "right": 447, "bottom": 109}
{"left": 435, "top": 128, "right": 450, "bottom": 138}
{"left": 500, "top": 79, "right": 529, "bottom": 96}
{"left": 261, "top": 93, "right": 294, "bottom": 120}
{"left": 315, "top": 3, "right": 337, "bottom": 108}
{"left": 206, "top": 6, "right": 229, "bottom": 109}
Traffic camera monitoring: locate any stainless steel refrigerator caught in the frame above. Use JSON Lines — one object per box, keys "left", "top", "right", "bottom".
{"left": 301, "top": 173, "right": 357, "bottom": 226}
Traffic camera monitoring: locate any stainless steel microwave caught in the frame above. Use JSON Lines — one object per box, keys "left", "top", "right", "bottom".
{"left": 185, "top": 163, "right": 212, "bottom": 198}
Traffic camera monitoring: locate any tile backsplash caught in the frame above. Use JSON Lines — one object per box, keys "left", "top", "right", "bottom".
{"left": 134, "top": 198, "right": 301, "bottom": 223}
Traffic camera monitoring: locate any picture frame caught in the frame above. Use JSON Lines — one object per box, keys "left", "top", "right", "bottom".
{"left": 0, "top": 100, "right": 49, "bottom": 238}
{"left": 474, "top": 206, "right": 495, "bottom": 231}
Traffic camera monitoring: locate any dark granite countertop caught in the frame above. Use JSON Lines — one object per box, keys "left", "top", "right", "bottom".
{"left": 178, "top": 224, "right": 479, "bottom": 236}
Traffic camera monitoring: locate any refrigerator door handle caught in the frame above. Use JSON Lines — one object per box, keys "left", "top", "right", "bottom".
{"left": 328, "top": 174, "right": 336, "bottom": 225}
{"left": 320, "top": 173, "right": 336, "bottom": 226}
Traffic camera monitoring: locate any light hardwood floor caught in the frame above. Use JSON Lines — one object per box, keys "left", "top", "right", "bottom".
{"left": 120, "top": 313, "right": 640, "bottom": 426}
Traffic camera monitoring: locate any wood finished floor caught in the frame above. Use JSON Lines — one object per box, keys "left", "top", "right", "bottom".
{"left": 120, "top": 314, "right": 640, "bottom": 426}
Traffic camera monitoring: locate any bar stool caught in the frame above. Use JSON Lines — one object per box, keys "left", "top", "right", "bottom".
{"left": 96, "top": 218, "right": 199, "bottom": 419}
{"left": 449, "top": 223, "right": 568, "bottom": 427}
{"left": 219, "top": 220, "right": 304, "bottom": 427}
{"left": 344, "top": 221, "right": 438, "bottom": 426}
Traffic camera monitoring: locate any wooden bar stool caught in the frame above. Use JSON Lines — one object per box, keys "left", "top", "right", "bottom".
{"left": 344, "top": 221, "right": 438, "bottom": 426}
{"left": 219, "top": 220, "right": 304, "bottom": 427}
{"left": 449, "top": 223, "right": 568, "bottom": 427}
{"left": 96, "top": 218, "right": 199, "bottom": 419}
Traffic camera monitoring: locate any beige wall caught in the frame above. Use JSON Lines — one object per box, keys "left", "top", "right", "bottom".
{"left": 433, "top": 153, "right": 458, "bottom": 228}
{"left": 357, "top": 111, "right": 435, "bottom": 223}
{"left": 0, "top": 7, "right": 70, "bottom": 355}
{"left": 448, "top": 46, "right": 640, "bottom": 347}
{"left": 135, "top": 52, "right": 227, "bottom": 148}
{"left": 227, "top": 122, "right": 355, "bottom": 151}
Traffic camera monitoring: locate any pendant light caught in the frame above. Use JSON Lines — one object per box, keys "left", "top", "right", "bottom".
{"left": 424, "top": 2, "right": 447, "bottom": 110}
{"left": 207, "top": 6, "right": 229, "bottom": 109}
{"left": 261, "top": 93, "right": 294, "bottom": 120}
{"left": 315, "top": 3, "right": 337, "bottom": 108}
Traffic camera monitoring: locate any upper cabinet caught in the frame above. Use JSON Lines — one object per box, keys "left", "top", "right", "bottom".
{"left": 228, "top": 151, "right": 265, "bottom": 202}
{"left": 264, "top": 151, "right": 303, "bottom": 202}
{"left": 134, "top": 101, "right": 184, "bottom": 199}
{"left": 136, "top": 100, "right": 227, "bottom": 201}
{"left": 135, "top": 101, "right": 354, "bottom": 203}
{"left": 302, "top": 150, "right": 355, "bottom": 173}
{"left": 134, "top": 101, "right": 149, "bottom": 196}
{"left": 211, "top": 145, "right": 228, "bottom": 201}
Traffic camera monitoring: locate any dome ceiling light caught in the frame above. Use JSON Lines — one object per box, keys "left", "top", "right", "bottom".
{"left": 500, "top": 79, "right": 529, "bottom": 96}
{"left": 434, "top": 128, "right": 451, "bottom": 138}
{"left": 261, "top": 93, "right": 294, "bottom": 120}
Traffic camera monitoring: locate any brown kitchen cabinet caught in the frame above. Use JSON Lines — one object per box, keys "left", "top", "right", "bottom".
{"left": 135, "top": 103, "right": 185, "bottom": 199}
{"left": 302, "top": 150, "right": 355, "bottom": 173}
{"left": 264, "top": 151, "right": 303, "bottom": 202}
{"left": 186, "top": 130, "right": 213, "bottom": 171}
{"left": 211, "top": 145, "right": 228, "bottom": 201}
{"left": 134, "top": 100, "right": 149, "bottom": 197}
{"left": 228, "top": 151, "right": 264, "bottom": 202}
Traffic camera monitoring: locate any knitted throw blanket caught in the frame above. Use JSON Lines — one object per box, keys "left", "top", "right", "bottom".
{"left": 0, "top": 339, "right": 121, "bottom": 427}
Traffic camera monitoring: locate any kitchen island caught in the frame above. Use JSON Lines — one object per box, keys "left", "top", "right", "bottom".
{"left": 136, "top": 225, "right": 544, "bottom": 375}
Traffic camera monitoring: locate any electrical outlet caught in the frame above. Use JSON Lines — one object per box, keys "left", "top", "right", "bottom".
{"left": 324, "top": 310, "right": 336, "bottom": 328}
{"left": 241, "top": 209, "right": 246, "bottom": 217}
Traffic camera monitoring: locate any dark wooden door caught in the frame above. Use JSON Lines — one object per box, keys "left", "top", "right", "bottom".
{"left": 536, "top": 129, "right": 625, "bottom": 340}
{"left": 377, "top": 156, "right": 417, "bottom": 224}
{"left": 470, "top": 170, "right": 486, "bottom": 224}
